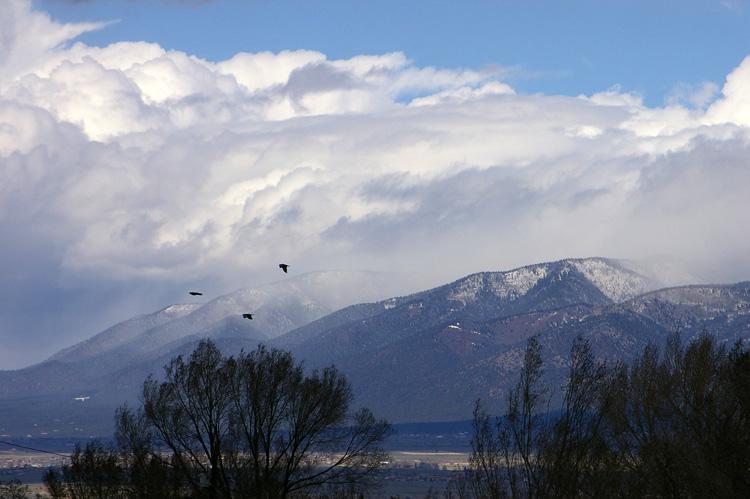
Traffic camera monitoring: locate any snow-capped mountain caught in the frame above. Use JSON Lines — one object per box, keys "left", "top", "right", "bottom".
{"left": 48, "top": 303, "right": 202, "bottom": 364}
{"left": 273, "top": 257, "right": 668, "bottom": 364}
{"left": 1, "top": 257, "right": 743, "bottom": 438}
{"left": 295, "top": 264, "right": 742, "bottom": 423}
{"left": 45, "top": 269, "right": 431, "bottom": 377}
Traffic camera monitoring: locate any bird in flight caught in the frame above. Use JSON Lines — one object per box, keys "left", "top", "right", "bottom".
{"left": 279, "top": 263, "right": 290, "bottom": 273}
{"left": 189, "top": 292, "right": 203, "bottom": 296}
{"left": 243, "top": 313, "right": 253, "bottom": 320}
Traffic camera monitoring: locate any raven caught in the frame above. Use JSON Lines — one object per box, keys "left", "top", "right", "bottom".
{"left": 243, "top": 314, "right": 253, "bottom": 320}
{"left": 189, "top": 292, "right": 203, "bottom": 296}
{"left": 279, "top": 263, "right": 290, "bottom": 273}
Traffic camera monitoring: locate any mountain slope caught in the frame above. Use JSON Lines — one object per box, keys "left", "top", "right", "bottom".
{"left": 298, "top": 280, "right": 750, "bottom": 422}
{"left": 48, "top": 303, "right": 202, "bottom": 364}
{"left": 43, "top": 270, "right": 430, "bottom": 378}
{"left": 0, "top": 258, "right": 736, "bottom": 438}
{"left": 273, "top": 258, "right": 656, "bottom": 367}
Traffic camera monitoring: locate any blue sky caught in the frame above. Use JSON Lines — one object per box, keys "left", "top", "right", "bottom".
{"left": 2, "top": 0, "right": 750, "bottom": 369}
{"left": 40, "top": 0, "right": 750, "bottom": 106}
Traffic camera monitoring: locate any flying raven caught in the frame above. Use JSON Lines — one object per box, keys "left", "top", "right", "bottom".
{"left": 279, "top": 263, "right": 290, "bottom": 273}
{"left": 243, "top": 313, "right": 253, "bottom": 320}
{"left": 189, "top": 292, "right": 203, "bottom": 296}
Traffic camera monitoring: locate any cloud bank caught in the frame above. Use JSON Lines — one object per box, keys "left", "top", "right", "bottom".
{"left": 2, "top": 0, "right": 750, "bottom": 368}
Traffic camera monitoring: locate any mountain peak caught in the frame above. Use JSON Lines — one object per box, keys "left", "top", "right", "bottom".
{"left": 45, "top": 269, "right": 430, "bottom": 371}
{"left": 48, "top": 302, "right": 202, "bottom": 364}
{"left": 444, "top": 257, "right": 659, "bottom": 307}
{"left": 7, "top": 258, "right": 748, "bottom": 437}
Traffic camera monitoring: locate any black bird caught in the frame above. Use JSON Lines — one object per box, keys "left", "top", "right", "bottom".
{"left": 189, "top": 291, "right": 203, "bottom": 296}
{"left": 243, "top": 313, "right": 253, "bottom": 320}
{"left": 279, "top": 263, "right": 290, "bottom": 273}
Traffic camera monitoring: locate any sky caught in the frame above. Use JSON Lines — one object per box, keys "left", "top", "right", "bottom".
{"left": 2, "top": 0, "right": 750, "bottom": 369}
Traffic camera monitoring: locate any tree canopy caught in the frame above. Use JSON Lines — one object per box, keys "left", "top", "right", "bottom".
{"left": 458, "top": 331, "right": 750, "bottom": 499}
{"left": 44, "top": 340, "right": 392, "bottom": 499}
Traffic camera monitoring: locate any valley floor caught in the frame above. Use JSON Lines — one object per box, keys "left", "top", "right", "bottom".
{"left": 1, "top": 450, "right": 469, "bottom": 499}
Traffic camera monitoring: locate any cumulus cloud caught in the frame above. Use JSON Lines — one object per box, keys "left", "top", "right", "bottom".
{"left": 704, "top": 56, "right": 750, "bottom": 127}
{"left": 0, "top": 0, "right": 110, "bottom": 84}
{"left": 2, "top": 0, "right": 750, "bottom": 368}
{"left": 666, "top": 81, "right": 720, "bottom": 109}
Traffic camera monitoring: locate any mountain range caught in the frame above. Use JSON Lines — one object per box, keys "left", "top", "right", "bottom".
{"left": 3, "top": 257, "right": 749, "bottom": 440}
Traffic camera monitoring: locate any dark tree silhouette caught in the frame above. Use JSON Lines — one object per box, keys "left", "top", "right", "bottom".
{"left": 43, "top": 440, "right": 125, "bottom": 499}
{"left": 603, "top": 331, "right": 750, "bottom": 498}
{"left": 134, "top": 340, "right": 392, "bottom": 499}
{"left": 0, "top": 479, "right": 33, "bottom": 499}
{"left": 224, "top": 345, "right": 392, "bottom": 497}
{"left": 140, "top": 341, "right": 234, "bottom": 498}
{"left": 115, "top": 404, "right": 182, "bottom": 498}
{"left": 44, "top": 341, "right": 391, "bottom": 499}
{"left": 461, "top": 331, "right": 750, "bottom": 499}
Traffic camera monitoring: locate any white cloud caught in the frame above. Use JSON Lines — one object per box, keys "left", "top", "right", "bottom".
{"left": 666, "top": 81, "right": 720, "bottom": 109}
{"left": 2, "top": 0, "right": 750, "bottom": 368}
{"left": 0, "top": 0, "right": 110, "bottom": 84}
{"left": 704, "top": 55, "right": 750, "bottom": 127}
{"left": 409, "top": 81, "right": 514, "bottom": 106}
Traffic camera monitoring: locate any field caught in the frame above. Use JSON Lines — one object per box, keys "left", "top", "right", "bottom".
{"left": 0, "top": 450, "right": 62, "bottom": 496}
{"left": 1, "top": 450, "right": 469, "bottom": 498}
{"left": 380, "top": 451, "right": 469, "bottom": 498}
{"left": 1, "top": 423, "right": 473, "bottom": 499}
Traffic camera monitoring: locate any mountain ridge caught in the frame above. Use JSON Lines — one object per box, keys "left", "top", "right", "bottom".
{"left": 1, "top": 257, "right": 741, "bottom": 437}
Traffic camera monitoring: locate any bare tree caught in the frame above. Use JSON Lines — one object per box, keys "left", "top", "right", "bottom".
{"left": 130, "top": 340, "right": 392, "bottom": 499}
{"left": 602, "top": 331, "right": 750, "bottom": 498}
{"left": 141, "top": 340, "right": 234, "bottom": 498}
{"left": 443, "top": 470, "right": 471, "bottom": 499}
{"left": 535, "top": 336, "right": 613, "bottom": 498}
{"left": 43, "top": 440, "right": 126, "bottom": 499}
{"left": 225, "top": 345, "right": 392, "bottom": 498}
{"left": 114, "top": 404, "right": 183, "bottom": 498}
{"left": 501, "top": 335, "right": 548, "bottom": 499}
{"left": 467, "top": 401, "right": 507, "bottom": 499}
{"left": 467, "top": 336, "right": 615, "bottom": 499}
{"left": 465, "top": 336, "right": 547, "bottom": 499}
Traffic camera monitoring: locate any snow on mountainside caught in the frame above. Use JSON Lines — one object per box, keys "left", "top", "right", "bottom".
{"left": 623, "top": 282, "right": 750, "bottom": 327}
{"left": 46, "top": 270, "right": 432, "bottom": 371}
{"left": 445, "top": 257, "right": 662, "bottom": 309}
{"left": 287, "top": 275, "right": 749, "bottom": 423}
{"left": 447, "top": 265, "right": 550, "bottom": 305}
{"left": 569, "top": 258, "right": 659, "bottom": 302}
{"left": 47, "top": 259, "right": 688, "bottom": 369}
{"left": 278, "top": 258, "right": 668, "bottom": 370}
{"left": 49, "top": 303, "right": 202, "bottom": 363}
{"left": 3, "top": 257, "right": 734, "bottom": 434}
